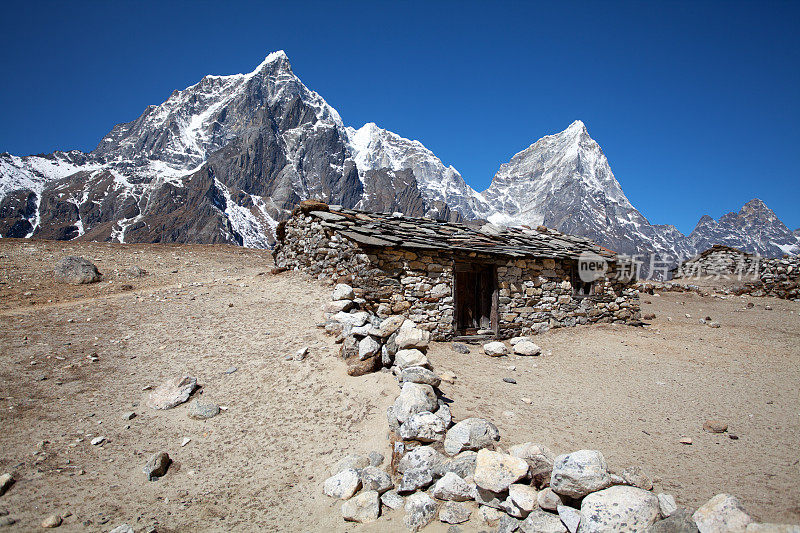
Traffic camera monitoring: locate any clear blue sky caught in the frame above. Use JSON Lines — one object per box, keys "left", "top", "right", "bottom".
{"left": 1, "top": 0, "right": 798, "bottom": 234}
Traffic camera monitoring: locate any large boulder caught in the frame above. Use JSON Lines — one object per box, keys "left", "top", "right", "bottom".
{"left": 394, "top": 349, "right": 430, "bottom": 370}
{"left": 521, "top": 509, "right": 568, "bottom": 533}
{"left": 431, "top": 472, "right": 475, "bottom": 501}
{"left": 393, "top": 382, "right": 438, "bottom": 423}
{"left": 439, "top": 501, "right": 471, "bottom": 524}
{"left": 443, "top": 417, "right": 500, "bottom": 455}
{"left": 434, "top": 450, "right": 478, "bottom": 479}
{"left": 359, "top": 466, "right": 393, "bottom": 494}
{"left": 146, "top": 376, "right": 198, "bottom": 410}
{"left": 484, "top": 341, "right": 508, "bottom": 356}
{"left": 331, "top": 283, "right": 355, "bottom": 301}
{"left": 509, "top": 442, "right": 556, "bottom": 488}
{"left": 358, "top": 336, "right": 381, "bottom": 359}
{"left": 398, "top": 446, "right": 446, "bottom": 474}
{"left": 333, "top": 311, "right": 369, "bottom": 327}
{"left": 323, "top": 468, "right": 362, "bottom": 499}
{"left": 474, "top": 449, "right": 529, "bottom": 492}
{"left": 377, "top": 315, "right": 405, "bottom": 337}
{"left": 513, "top": 340, "right": 542, "bottom": 356}
{"left": 579, "top": 485, "right": 660, "bottom": 532}
{"left": 400, "top": 411, "right": 447, "bottom": 442}
{"left": 692, "top": 494, "right": 753, "bottom": 533}
{"left": 341, "top": 490, "right": 380, "bottom": 523}
{"left": 550, "top": 450, "right": 611, "bottom": 499}
{"left": 54, "top": 256, "right": 101, "bottom": 284}
{"left": 396, "top": 327, "right": 430, "bottom": 350}
{"left": 400, "top": 366, "right": 441, "bottom": 387}
{"left": 404, "top": 492, "right": 438, "bottom": 532}
{"left": 397, "top": 446, "right": 444, "bottom": 493}
{"left": 509, "top": 484, "right": 539, "bottom": 514}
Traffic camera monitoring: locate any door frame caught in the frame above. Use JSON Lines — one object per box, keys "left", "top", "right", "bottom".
{"left": 452, "top": 262, "right": 499, "bottom": 336}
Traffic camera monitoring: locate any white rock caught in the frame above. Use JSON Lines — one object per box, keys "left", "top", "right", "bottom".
{"left": 658, "top": 493, "right": 678, "bottom": 517}
{"left": 332, "top": 283, "right": 355, "bottom": 301}
{"left": 324, "top": 299, "right": 353, "bottom": 313}
{"left": 333, "top": 311, "right": 369, "bottom": 327}
{"left": 550, "top": 450, "right": 611, "bottom": 499}
{"left": 693, "top": 493, "right": 753, "bottom": 533}
{"left": 377, "top": 315, "right": 405, "bottom": 337}
{"left": 359, "top": 466, "right": 393, "bottom": 494}
{"left": 434, "top": 403, "right": 452, "bottom": 428}
{"left": 0, "top": 473, "right": 13, "bottom": 496}
{"left": 400, "top": 366, "right": 441, "bottom": 387}
{"left": 537, "top": 487, "right": 563, "bottom": 511}
{"left": 509, "top": 484, "right": 538, "bottom": 512}
{"left": 394, "top": 349, "right": 429, "bottom": 370}
{"left": 513, "top": 340, "right": 542, "bottom": 356}
{"left": 341, "top": 490, "right": 380, "bottom": 523}
{"left": 484, "top": 341, "right": 508, "bottom": 356}
{"left": 431, "top": 471, "right": 475, "bottom": 501}
{"left": 579, "top": 485, "right": 660, "bottom": 532}
{"left": 431, "top": 283, "right": 451, "bottom": 298}
{"left": 400, "top": 411, "right": 447, "bottom": 442}
{"left": 396, "top": 328, "right": 430, "bottom": 350}
{"left": 509, "top": 442, "right": 556, "bottom": 487}
{"left": 91, "top": 436, "right": 105, "bottom": 445}
{"left": 404, "top": 492, "right": 438, "bottom": 532}
{"left": 358, "top": 336, "right": 381, "bottom": 359}
{"left": 559, "top": 505, "right": 582, "bottom": 533}
{"left": 521, "top": 509, "right": 568, "bottom": 533}
{"left": 509, "top": 336, "right": 531, "bottom": 345}
{"left": 108, "top": 525, "right": 135, "bottom": 533}
{"left": 474, "top": 449, "right": 529, "bottom": 492}
{"left": 380, "top": 490, "right": 404, "bottom": 510}
{"left": 439, "top": 501, "right": 471, "bottom": 524}
{"left": 398, "top": 446, "right": 446, "bottom": 474}
{"left": 480, "top": 505, "right": 506, "bottom": 526}
{"left": 444, "top": 417, "right": 500, "bottom": 455}
{"left": 393, "top": 382, "right": 438, "bottom": 423}
{"left": 146, "top": 375, "right": 198, "bottom": 410}
{"left": 323, "top": 468, "right": 362, "bottom": 499}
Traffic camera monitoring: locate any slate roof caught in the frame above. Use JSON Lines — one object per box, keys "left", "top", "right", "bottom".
{"left": 299, "top": 203, "right": 621, "bottom": 261}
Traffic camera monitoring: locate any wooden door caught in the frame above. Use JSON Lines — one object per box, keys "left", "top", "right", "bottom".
{"left": 454, "top": 263, "right": 497, "bottom": 335}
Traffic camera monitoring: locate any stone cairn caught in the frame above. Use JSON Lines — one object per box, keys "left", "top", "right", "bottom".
{"left": 320, "top": 284, "right": 797, "bottom": 532}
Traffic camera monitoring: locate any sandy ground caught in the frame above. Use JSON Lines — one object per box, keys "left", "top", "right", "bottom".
{"left": 0, "top": 239, "right": 798, "bottom": 531}
{"left": 429, "top": 290, "right": 800, "bottom": 525}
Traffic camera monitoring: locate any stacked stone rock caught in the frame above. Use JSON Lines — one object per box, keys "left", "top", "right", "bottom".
{"left": 648, "top": 255, "right": 800, "bottom": 301}
{"left": 752, "top": 256, "right": 800, "bottom": 300}
{"left": 278, "top": 206, "right": 642, "bottom": 341}
{"left": 322, "top": 285, "right": 798, "bottom": 531}
{"left": 673, "top": 245, "right": 758, "bottom": 279}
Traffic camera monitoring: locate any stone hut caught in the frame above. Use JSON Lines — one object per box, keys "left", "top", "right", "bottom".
{"left": 273, "top": 201, "right": 641, "bottom": 340}
{"left": 671, "top": 245, "right": 758, "bottom": 279}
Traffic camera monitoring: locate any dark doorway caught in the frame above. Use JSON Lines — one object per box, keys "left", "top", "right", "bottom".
{"left": 454, "top": 263, "right": 498, "bottom": 336}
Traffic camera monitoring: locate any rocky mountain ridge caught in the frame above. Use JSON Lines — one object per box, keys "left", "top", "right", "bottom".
{"left": 1, "top": 51, "right": 797, "bottom": 269}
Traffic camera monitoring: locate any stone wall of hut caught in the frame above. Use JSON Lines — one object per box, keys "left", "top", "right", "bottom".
{"left": 274, "top": 212, "right": 641, "bottom": 340}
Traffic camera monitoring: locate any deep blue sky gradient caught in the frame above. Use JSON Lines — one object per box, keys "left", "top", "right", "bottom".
{"left": 1, "top": 0, "right": 798, "bottom": 233}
